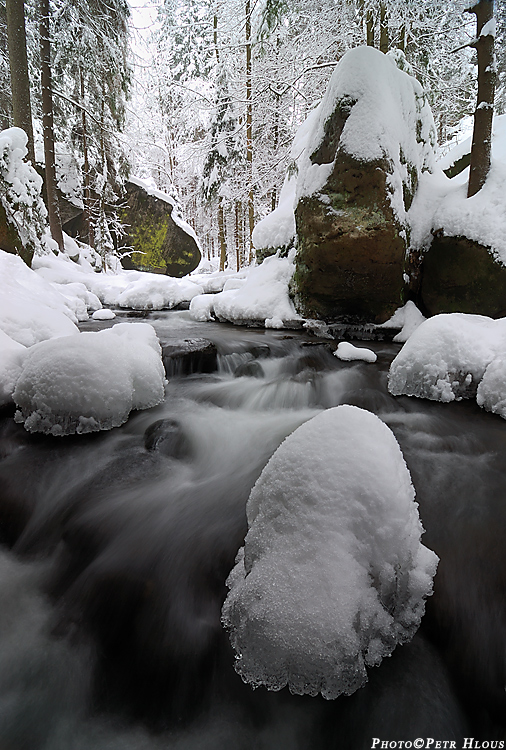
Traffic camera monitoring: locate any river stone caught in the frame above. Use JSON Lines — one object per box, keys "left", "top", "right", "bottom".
{"left": 162, "top": 338, "right": 218, "bottom": 376}
{"left": 421, "top": 235, "right": 506, "bottom": 318}
{"left": 120, "top": 181, "right": 201, "bottom": 277}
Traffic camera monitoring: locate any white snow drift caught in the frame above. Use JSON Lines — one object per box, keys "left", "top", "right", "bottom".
{"left": 13, "top": 323, "right": 166, "bottom": 436}
{"left": 222, "top": 405, "right": 438, "bottom": 699}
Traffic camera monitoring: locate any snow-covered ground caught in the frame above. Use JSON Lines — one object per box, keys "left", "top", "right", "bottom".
{"left": 222, "top": 405, "right": 438, "bottom": 699}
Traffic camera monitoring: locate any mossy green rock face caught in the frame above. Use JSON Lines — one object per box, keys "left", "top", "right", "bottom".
{"left": 0, "top": 200, "right": 34, "bottom": 266}
{"left": 121, "top": 182, "right": 200, "bottom": 278}
{"left": 421, "top": 236, "right": 506, "bottom": 318}
{"left": 294, "top": 152, "right": 406, "bottom": 324}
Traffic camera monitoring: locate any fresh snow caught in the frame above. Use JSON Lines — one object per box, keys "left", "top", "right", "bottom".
{"left": 0, "top": 250, "right": 79, "bottom": 346}
{"left": 222, "top": 405, "right": 438, "bottom": 699}
{"left": 128, "top": 175, "right": 201, "bottom": 248}
{"left": 334, "top": 341, "right": 377, "bottom": 363}
{"left": 13, "top": 323, "right": 166, "bottom": 436}
{"left": 409, "top": 115, "right": 506, "bottom": 262}
{"left": 388, "top": 313, "right": 506, "bottom": 410}
{"left": 379, "top": 301, "right": 426, "bottom": 343}
{"left": 296, "top": 46, "right": 436, "bottom": 226}
{"left": 190, "top": 253, "right": 301, "bottom": 328}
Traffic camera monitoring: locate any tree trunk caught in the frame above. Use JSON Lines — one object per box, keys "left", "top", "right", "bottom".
{"left": 235, "top": 199, "right": 243, "bottom": 270}
{"left": 218, "top": 197, "right": 227, "bottom": 271}
{"left": 379, "top": 3, "right": 389, "bottom": 53}
{"left": 366, "top": 8, "right": 374, "bottom": 46}
{"left": 40, "top": 0, "right": 63, "bottom": 252}
{"left": 5, "top": 0, "right": 35, "bottom": 163}
{"left": 467, "top": 0, "right": 496, "bottom": 197}
{"left": 246, "top": 0, "right": 254, "bottom": 263}
{"left": 80, "top": 67, "right": 94, "bottom": 248}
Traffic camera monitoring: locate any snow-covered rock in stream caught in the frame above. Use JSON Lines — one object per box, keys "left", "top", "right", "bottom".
{"left": 13, "top": 323, "right": 166, "bottom": 436}
{"left": 190, "top": 253, "right": 301, "bottom": 328}
{"left": 388, "top": 313, "right": 506, "bottom": 403}
{"left": 222, "top": 405, "right": 438, "bottom": 699}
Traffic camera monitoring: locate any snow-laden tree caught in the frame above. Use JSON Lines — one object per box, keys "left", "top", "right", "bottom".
{"left": 201, "top": 61, "right": 243, "bottom": 269}
{"left": 51, "top": 0, "right": 131, "bottom": 261}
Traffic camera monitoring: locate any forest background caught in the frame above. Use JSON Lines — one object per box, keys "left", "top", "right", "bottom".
{"left": 1, "top": 0, "right": 505, "bottom": 269}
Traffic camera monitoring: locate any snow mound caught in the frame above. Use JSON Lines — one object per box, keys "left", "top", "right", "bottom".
{"left": 116, "top": 273, "right": 202, "bottom": 310}
{"left": 388, "top": 314, "right": 506, "bottom": 403}
{"left": 92, "top": 308, "right": 116, "bottom": 320}
{"left": 379, "top": 301, "right": 426, "bottom": 343}
{"left": 211, "top": 254, "right": 301, "bottom": 328}
{"left": 0, "top": 250, "right": 79, "bottom": 346}
{"left": 13, "top": 323, "right": 166, "bottom": 436}
{"left": 334, "top": 342, "right": 377, "bottom": 363}
{"left": 189, "top": 294, "right": 215, "bottom": 322}
{"left": 222, "top": 405, "right": 438, "bottom": 699}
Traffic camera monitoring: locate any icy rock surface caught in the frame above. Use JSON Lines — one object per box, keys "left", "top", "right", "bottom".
{"left": 388, "top": 313, "right": 506, "bottom": 403}
{"left": 13, "top": 323, "right": 166, "bottom": 436}
{"left": 222, "top": 405, "right": 438, "bottom": 699}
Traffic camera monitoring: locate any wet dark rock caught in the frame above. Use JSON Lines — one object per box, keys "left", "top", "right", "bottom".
{"left": 234, "top": 361, "right": 264, "bottom": 379}
{"left": 144, "top": 419, "right": 190, "bottom": 459}
{"left": 421, "top": 235, "right": 506, "bottom": 318}
{"left": 162, "top": 338, "right": 218, "bottom": 376}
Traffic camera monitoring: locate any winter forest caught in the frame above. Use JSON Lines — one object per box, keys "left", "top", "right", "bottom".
{"left": 2, "top": 0, "right": 506, "bottom": 747}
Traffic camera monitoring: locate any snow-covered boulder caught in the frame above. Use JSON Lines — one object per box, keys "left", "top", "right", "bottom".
{"left": 292, "top": 46, "right": 436, "bottom": 323}
{"left": 13, "top": 323, "right": 166, "bottom": 436}
{"left": 388, "top": 313, "right": 506, "bottom": 403}
{"left": 200, "top": 254, "right": 301, "bottom": 329}
{"left": 222, "top": 405, "right": 438, "bottom": 699}
{"left": 412, "top": 116, "right": 506, "bottom": 319}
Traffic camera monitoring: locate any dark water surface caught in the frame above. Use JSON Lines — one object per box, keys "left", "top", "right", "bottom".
{"left": 0, "top": 311, "right": 505, "bottom": 748}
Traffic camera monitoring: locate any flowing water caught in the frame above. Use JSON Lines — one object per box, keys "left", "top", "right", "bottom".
{"left": 0, "top": 310, "right": 505, "bottom": 749}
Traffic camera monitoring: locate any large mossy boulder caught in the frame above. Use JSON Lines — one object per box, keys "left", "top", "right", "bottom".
{"left": 293, "top": 47, "right": 436, "bottom": 324}
{"left": 421, "top": 235, "right": 506, "bottom": 318}
{"left": 120, "top": 180, "right": 201, "bottom": 278}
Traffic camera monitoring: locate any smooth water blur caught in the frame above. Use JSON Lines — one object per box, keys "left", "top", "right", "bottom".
{"left": 0, "top": 311, "right": 505, "bottom": 748}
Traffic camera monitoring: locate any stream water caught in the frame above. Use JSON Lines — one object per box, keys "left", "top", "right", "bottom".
{"left": 0, "top": 310, "right": 505, "bottom": 749}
